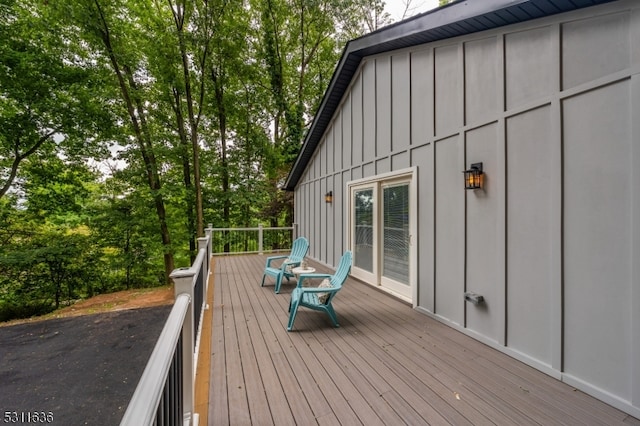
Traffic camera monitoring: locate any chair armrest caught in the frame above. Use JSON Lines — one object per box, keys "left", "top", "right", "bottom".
{"left": 266, "top": 255, "right": 287, "bottom": 261}
{"left": 300, "top": 286, "right": 338, "bottom": 294}
{"left": 264, "top": 255, "right": 288, "bottom": 267}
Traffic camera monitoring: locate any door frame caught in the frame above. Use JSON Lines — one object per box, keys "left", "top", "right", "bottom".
{"left": 346, "top": 167, "right": 418, "bottom": 305}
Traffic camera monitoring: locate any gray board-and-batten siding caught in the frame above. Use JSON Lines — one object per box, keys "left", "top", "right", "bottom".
{"left": 286, "top": 0, "right": 640, "bottom": 419}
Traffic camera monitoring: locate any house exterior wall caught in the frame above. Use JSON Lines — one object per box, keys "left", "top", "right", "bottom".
{"left": 294, "top": 0, "right": 640, "bottom": 417}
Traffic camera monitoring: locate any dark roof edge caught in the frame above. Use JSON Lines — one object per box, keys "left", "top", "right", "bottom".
{"left": 282, "top": 40, "right": 362, "bottom": 191}
{"left": 348, "top": 0, "right": 524, "bottom": 52}
{"left": 283, "top": 0, "right": 616, "bottom": 191}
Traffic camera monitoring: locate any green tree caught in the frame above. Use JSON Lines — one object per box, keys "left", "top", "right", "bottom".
{"left": 140, "top": 0, "right": 216, "bottom": 247}
{"left": 0, "top": 0, "right": 112, "bottom": 199}
{"left": 89, "top": 179, "right": 165, "bottom": 290}
{"left": 332, "top": 0, "right": 391, "bottom": 38}
{"left": 0, "top": 0, "right": 394, "bottom": 321}
{"left": 256, "top": 0, "right": 344, "bottom": 227}
{"left": 20, "top": 157, "right": 95, "bottom": 226}
{"left": 0, "top": 219, "right": 94, "bottom": 318}
{"left": 52, "top": 0, "right": 177, "bottom": 282}
{"left": 1, "top": 157, "right": 97, "bottom": 309}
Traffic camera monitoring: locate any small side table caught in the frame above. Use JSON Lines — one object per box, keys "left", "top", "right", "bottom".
{"left": 291, "top": 266, "right": 316, "bottom": 279}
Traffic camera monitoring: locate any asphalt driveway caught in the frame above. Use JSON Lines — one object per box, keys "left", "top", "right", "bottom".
{"left": 0, "top": 305, "right": 171, "bottom": 425}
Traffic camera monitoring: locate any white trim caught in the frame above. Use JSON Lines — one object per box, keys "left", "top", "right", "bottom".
{"left": 347, "top": 166, "right": 415, "bottom": 187}
{"left": 346, "top": 167, "right": 418, "bottom": 306}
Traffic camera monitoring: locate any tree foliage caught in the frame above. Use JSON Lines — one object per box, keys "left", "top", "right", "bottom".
{"left": 0, "top": 1, "right": 113, "bottom": 198}
{"left": 0, "top": 0, "right": 416, "bottom": 321}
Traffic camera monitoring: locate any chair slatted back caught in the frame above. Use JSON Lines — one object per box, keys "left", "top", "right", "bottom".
{"left": 329, "top": 251, "right": 352, "bottom": 289}
{"left": 289, "top": 237, "right": 309, "bottom": 262}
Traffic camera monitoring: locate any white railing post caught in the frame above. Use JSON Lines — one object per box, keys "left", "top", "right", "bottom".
{"left": 205, "top": 226, "right": 213, "bottom": 267}
{"left": 197, "top": 237, "right": 209, "bottom": 299}
{"left": 258, "top": 224, "right": 264, "bottom": 255}
{"left": 170, "top": 269, "right": 196, "bottom": 426}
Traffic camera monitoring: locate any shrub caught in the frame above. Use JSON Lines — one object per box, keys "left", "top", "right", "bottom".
{"left": 0, "top": 299, "right": 56, "bottom": 323}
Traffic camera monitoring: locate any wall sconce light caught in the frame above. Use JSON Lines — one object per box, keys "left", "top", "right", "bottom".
{"left": 463, "top": 162, "right": 483, "bottom": 190}
{"left": 325, "top": 191, "right": 333, "bottom": 203}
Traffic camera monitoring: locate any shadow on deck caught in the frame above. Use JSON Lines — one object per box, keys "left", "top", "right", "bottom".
{"left": 201, "top": 254, "right": 639, "bottom": 425}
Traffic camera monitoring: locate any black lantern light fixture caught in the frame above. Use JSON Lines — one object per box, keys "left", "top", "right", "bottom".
{"left": 325, "top": 191, "right": 333, "bottom": 203}
{"left": 463, "top": 162, "right": 483, "bottom": 190}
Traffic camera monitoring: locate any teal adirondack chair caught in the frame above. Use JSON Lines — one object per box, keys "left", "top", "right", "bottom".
{"left": 261, "top": 237, "right": 309, "bottom": 293}
{"left": 287, "top": 251, "right": 352, "bottom": 331}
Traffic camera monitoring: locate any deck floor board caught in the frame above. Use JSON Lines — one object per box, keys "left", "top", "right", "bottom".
{"left": 208, "top": 254, "right": 638, "bottom": 425}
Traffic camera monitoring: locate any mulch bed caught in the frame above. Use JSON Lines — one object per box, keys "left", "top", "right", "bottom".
{"left": 0, "top": 305, "right": 172, "bottom": 425}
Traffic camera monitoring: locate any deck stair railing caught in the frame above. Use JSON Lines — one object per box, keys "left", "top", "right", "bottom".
{"left": 120, "top": 228, "right": 212, "bottom": 426}
{"left": 211, "top": 224, "right": 296, "bottom": 255}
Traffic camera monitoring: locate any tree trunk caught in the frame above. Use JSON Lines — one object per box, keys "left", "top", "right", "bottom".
{"left": 0, "top": 129, "right": 59, "bottom": 198}
{"left": 171, "top": 88, "right": 197, "bottom": 262}
{"left": 211, "top": 68, "right": 230, "bottom": 250}
{"left": 170, "top": 1, "right": 206, "bottom": 237}
{"left": 94, "top": 0, "right": 175, "bottom": 283}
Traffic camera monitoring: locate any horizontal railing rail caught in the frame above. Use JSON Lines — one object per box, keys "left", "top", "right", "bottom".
{"left": 211, "top": 224, "right": 297, "bottom": 255}
{"left": 119, "top": 293, "right": 190, "bottom": 426}
{"left": 121, "top": 229, "right": 212, "bottom": 426}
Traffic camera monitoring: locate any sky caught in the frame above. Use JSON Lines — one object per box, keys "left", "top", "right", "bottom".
{"left": 385, "top": 0, "right": 440, "bottom": 22}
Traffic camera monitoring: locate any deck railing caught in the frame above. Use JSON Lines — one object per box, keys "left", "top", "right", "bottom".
{"left": 120, "top": 229, "right": 212, "bottom": 426}
{"left": 120, "top": 225, "right": 296, "bottom": 425}
{"left": 210, "top": 224, "right": 296, "bottom": 255}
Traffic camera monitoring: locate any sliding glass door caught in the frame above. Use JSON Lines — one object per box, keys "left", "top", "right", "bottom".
{"left": 349, "top": 173, "right": 413, "bottom": 301}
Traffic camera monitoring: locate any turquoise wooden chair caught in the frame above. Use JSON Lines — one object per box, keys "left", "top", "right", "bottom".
{"left": 261, "top": 237, "right": 309, "bottom": 293}
{"left": 287, "top": 251, "right": 352, "bottom": 331}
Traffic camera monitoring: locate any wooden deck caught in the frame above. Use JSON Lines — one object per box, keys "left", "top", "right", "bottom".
{"left": 205, "top": 254, "right": 640, "bottom": 425}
